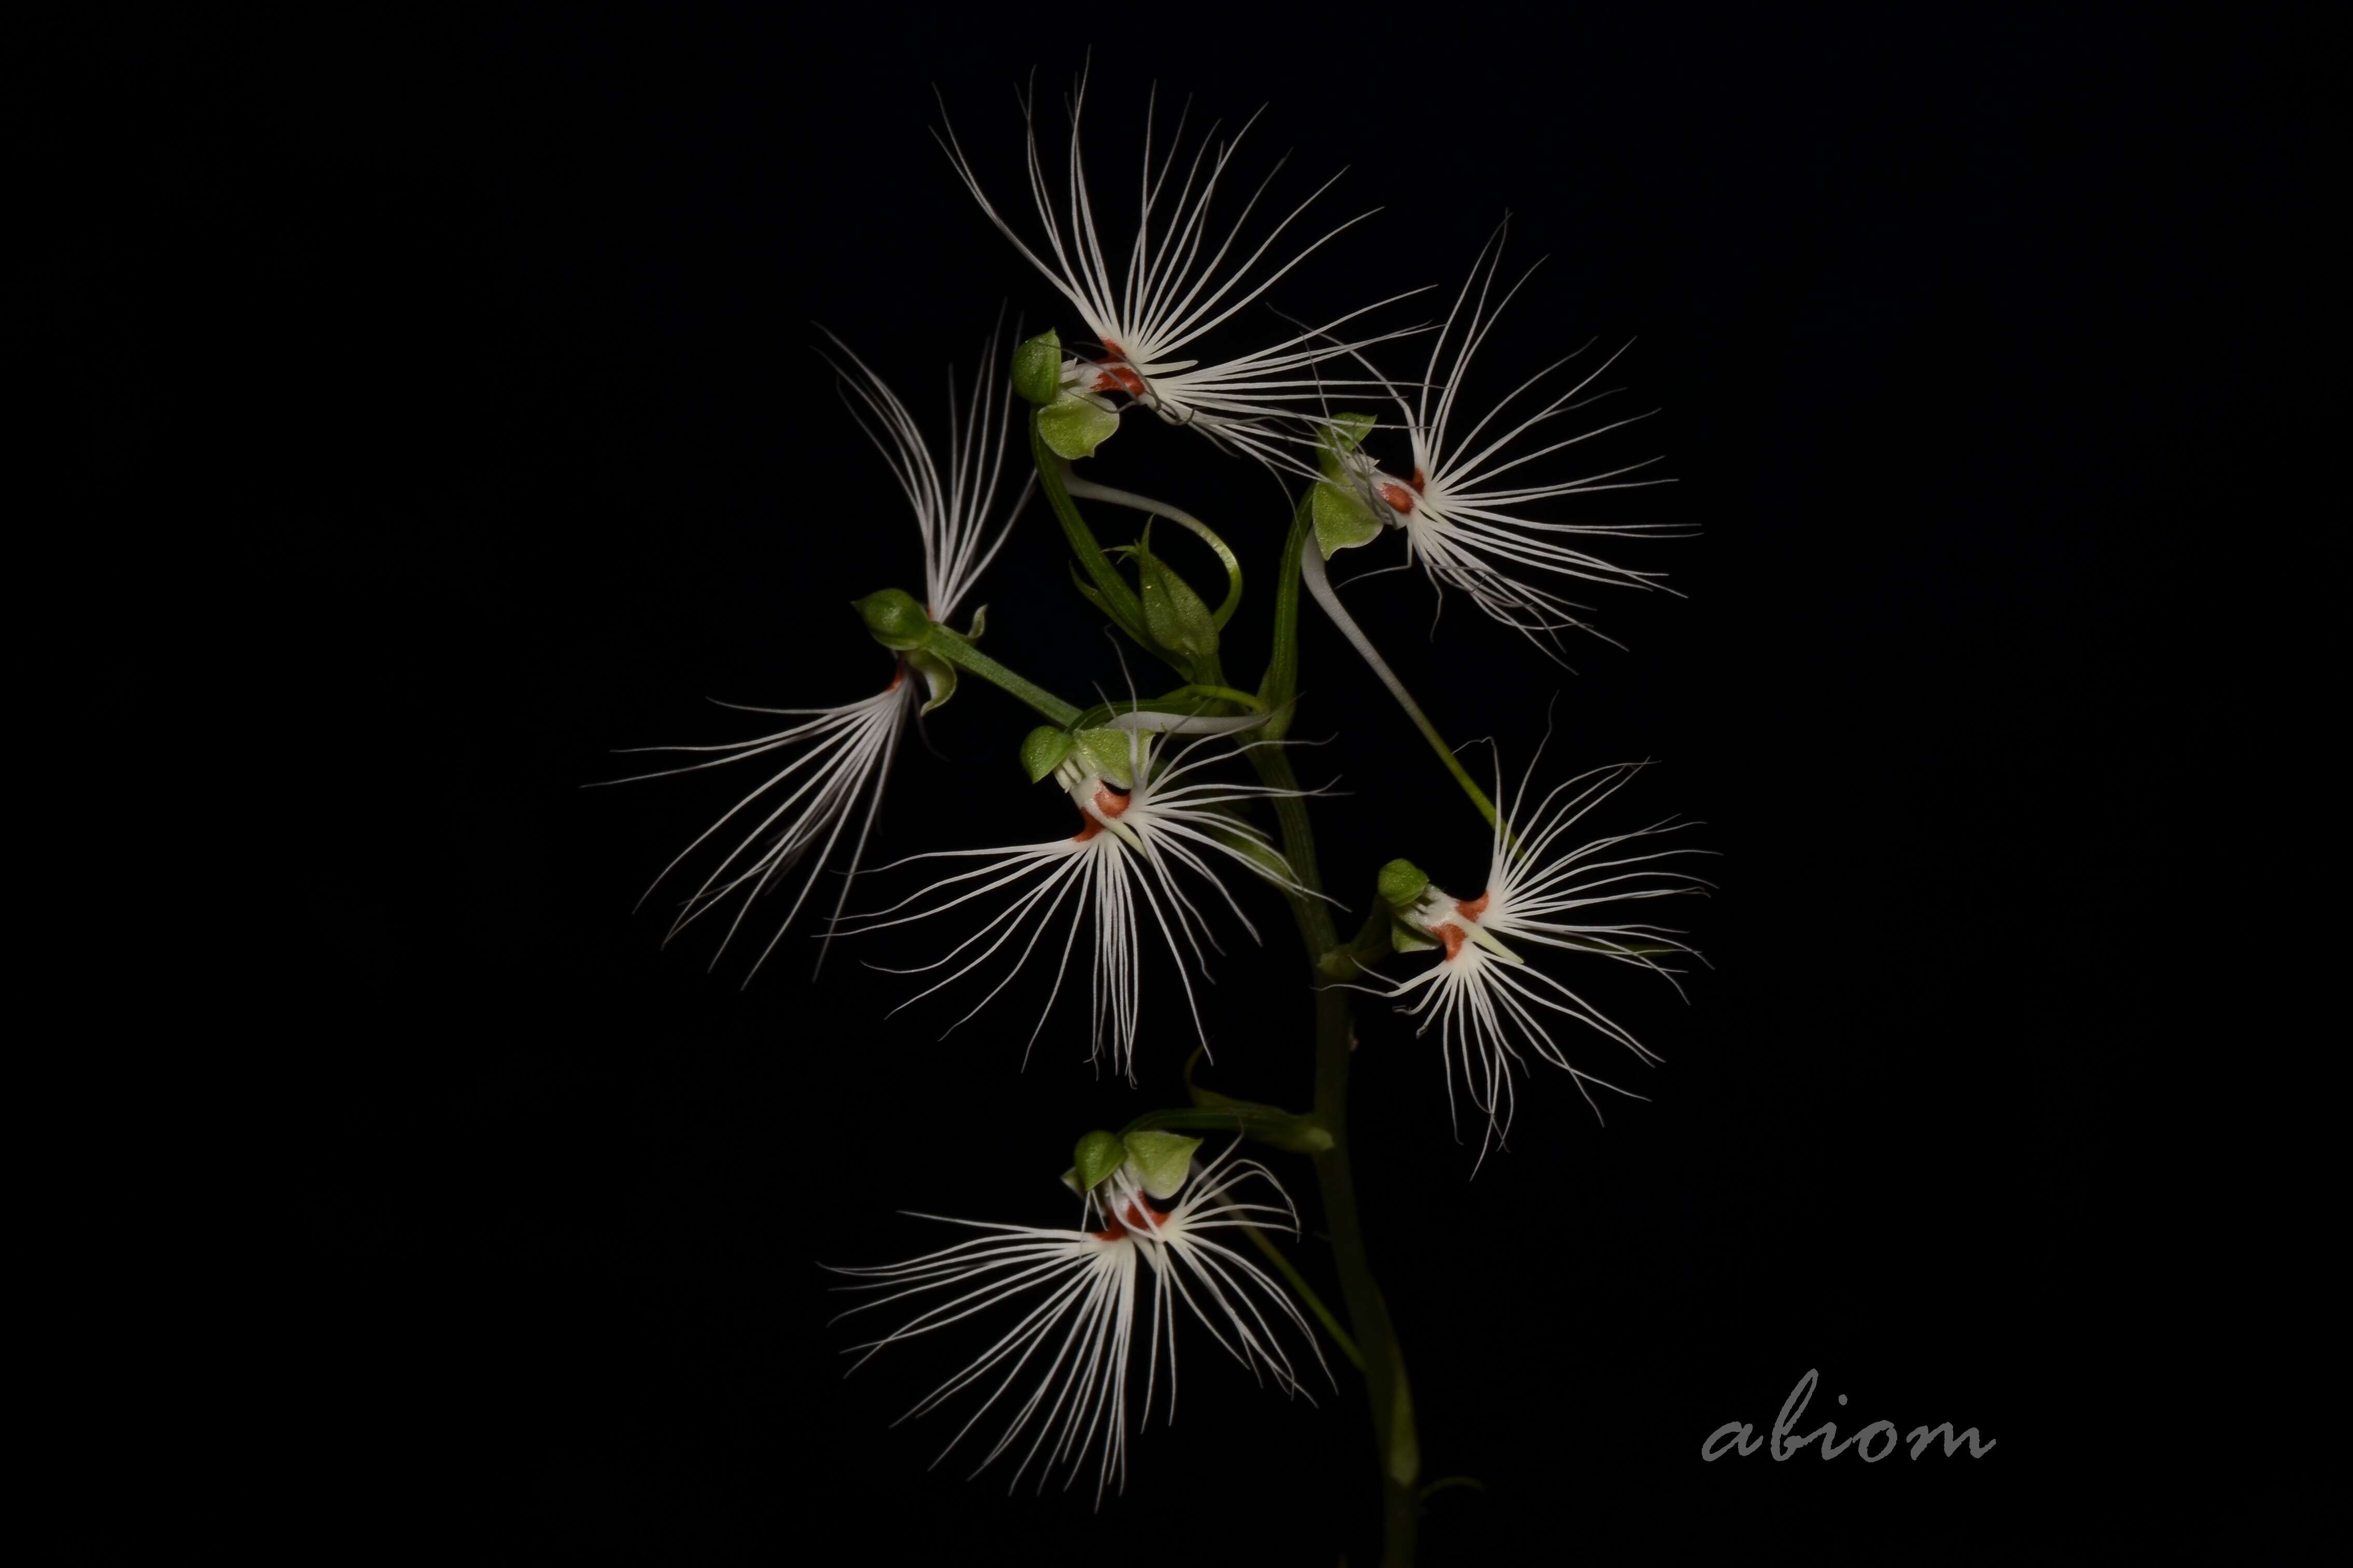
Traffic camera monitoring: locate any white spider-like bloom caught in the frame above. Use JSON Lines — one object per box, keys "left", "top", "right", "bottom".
{"left": 604, "top": 325, "right": 1026, "bottom": 979}
{"left": 1329, "top": 222, "right": 1683, "bottom": 656}
{"left": 1367, "top": 750, "right": 1710, "bottom": 1164}
{"left": 848, "top": 724, "right": 1315, "bottom": 1079}
{"left": 937, "top": 66, "right": 1421, "bottom": 471}
{"left": 830, "top": 1140, "right": 1324, "bottom": 1504}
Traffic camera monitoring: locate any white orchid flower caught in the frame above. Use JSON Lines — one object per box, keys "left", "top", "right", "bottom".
{"left": 603, "top": 324, "right": 1028, "bottom": 979}
{"left": 830, "top": 1139, "right": 1326, "bottom": 1505}
{"left": 1326, "top": 221, "right": 1684, "bottom": 656}
{"left": 937, "top": 65, "right": 1424, "bottom": 471}
{"left": 1368, "top": 748, "right": 1710, "bottom": 1165}
{"left": 845, "top": 726, "right": 1319, "bottom": 1079}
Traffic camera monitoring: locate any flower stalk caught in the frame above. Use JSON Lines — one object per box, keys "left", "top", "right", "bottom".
{"left": 1298, "top": 532, "right": 1502, "bottom": 831}
{"left": 1249, "top": 504, "right": 1422, "bottom": 1565}
{"left": 919, "top": 621, "right": 1084, "bottom": 729}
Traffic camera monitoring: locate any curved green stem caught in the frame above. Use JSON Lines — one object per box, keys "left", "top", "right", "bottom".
{"left": 1178, "top": 683, "right": 1263, "bottom": 710}
{"left": 1030, "top": 418, "right": 1143, "bottom": 633}
{"left": 1298, "top": 538, "right": 1502, "bottom": 832}
{"left": 1241, "top": 1223, "right": 1364, "bottom": 1372}
{"left": 1061, "top": 470, "right": 1244, "bottom": 630}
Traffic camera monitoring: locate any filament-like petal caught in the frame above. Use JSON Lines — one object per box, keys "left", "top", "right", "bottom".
{"left": 1364, "top": 737, "right": 1711, "bottom": 1163}
{"left": 844, "top": 729, "right": 1322, "bottom": 1079}
{"left": 830, "top": 1143, "right": 1325, "bottom": 1505}
{"left": 936, "top": 66, "right": 1425, "bottom": 472}
{"left": 604, "top": 328, "right": 1027, "bottom": 976}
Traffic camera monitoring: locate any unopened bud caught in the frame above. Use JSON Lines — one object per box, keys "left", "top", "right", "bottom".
{"left": 851, "top": 587, "right": 931, "bottom": 651}
{"left": 1012, "top": 329, "right": 1064, "bottom": 407}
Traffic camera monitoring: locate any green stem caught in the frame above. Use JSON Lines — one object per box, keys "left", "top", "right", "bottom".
{"left": 1297, "top": 536, "right": 1502, "bottom": 832}
{"left": 1320, "top": 901, "right": 1397, "bottom": 981}
{"left": 1178, "top": 683, "right": 1263, "bottom": 710}
{"left": 1241, "top": 1223, "right": 1363, "bottom": 1372}
{"left": 920, "top": 628, "right": 1082, "bottom": 729}
{"left": 1030, "top": 417, "right": 1146, "bottom": 632}
{"left": 1118, "top": 1102, "right": 1331, "bottom": 1155}
{"left": 1252, "top": 502, "right": 1420, "bottom": 1564}
{"left": 1256, "top": 499, "right": 1313, "bottom": 741}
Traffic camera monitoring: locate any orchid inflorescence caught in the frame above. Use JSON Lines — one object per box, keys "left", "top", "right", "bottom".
{"left": 606, "top": 61, "right": 1706, "bottom": 1550}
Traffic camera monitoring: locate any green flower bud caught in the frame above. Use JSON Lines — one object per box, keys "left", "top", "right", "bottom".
{"left": 1071, "top": 1129, "right": 1126, "bottom": 1192}
{"left": 851, "top": 587, "right": 931, "bottom": 651}
{"left": 1377, "top": 857, "right": 1431, "bottom": 911}
{"left": 1121, "top": 1129, "right": 1201, "bottom": 1199}
{"left": 1012, "top": 329, "right": 1064, "bottom": 407}
{"left": 1021, "top": 726, "right": 1076, "bottom": 785}
{"left": 1133, "top": 531, "right": 1218, "bottom": 661}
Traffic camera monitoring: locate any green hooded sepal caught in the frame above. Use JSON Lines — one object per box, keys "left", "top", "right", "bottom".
{"left": 1316, "top": 411, "right": 1378, "bottom": 477}
{"left": 1020, "top": 726, "right": 1137, "bottom": 789}
{"left": 1012, "top": 329, "right": 1065, "bottom": 407}
{"left": 1377, "top": 858, "right": 1431, "bottom": 911}
{"left": 1120, "top": 1130, "right": 1201, "bottom": 1199}
{"left": 851, "top": 587, "right": 931, "bottom": 651}
{"left": 1072, "top": 728, "right": 1138, "bottom": 789}
{"left": 1021, "top": 726, "right": 1076, "bottom": 785}
{"left": 1064, "top": 1129, "right": 1126, "bottom": 1195}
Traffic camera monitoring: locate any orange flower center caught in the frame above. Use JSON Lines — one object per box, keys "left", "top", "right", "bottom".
{"left": 1071, "top": 783, "right": 1133, "bottom": 842}
{"left": 1089, "top": 337, "right": 1149, "bottom": 397}
{"left": 1091, "top": 1195, "right": 1161, "bottom": 1241}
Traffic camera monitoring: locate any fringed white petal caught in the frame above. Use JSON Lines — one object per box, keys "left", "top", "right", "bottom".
{"left": 830, "top": 1143, "right": 1325, "bottom": 1504}
{"left": 843, "top": 730, "right": 1320, "bottom": 1079}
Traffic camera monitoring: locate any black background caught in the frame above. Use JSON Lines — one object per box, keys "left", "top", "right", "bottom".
{"left": 46, "top": 7, "right": 2324, "bottom": 1564}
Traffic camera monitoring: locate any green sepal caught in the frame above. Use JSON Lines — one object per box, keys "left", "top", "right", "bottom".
{"left": 1021, "top": 726, "right": 1076, "bottom": 784}
{"left": 1377, "top": 858, "right": 1431, "bottom": 911}
{"left": 851, "top": 587, "right": 931, "bottom": 651}
{"left": 1037, "top": 393, "right": 1120, "bottom": 460}
{"left": 1312, "top": 413, "right": 1385, "bottom": 557}
{"left": 964, "top": 604, "right": 988, "bottom": 639}
{"left": 1071, "top": 728, "right": 1137, "bottom": 789}
{"left": 1390, "top": 918, "right": 1437, "bottom": 953}
{"left": 906, "top": 648, "right": 957, "bottom": 714}
{"left": 1313, "top": 479, "right": 1386, "bottom": 559}
{"left": 1012, "top": 329, "right": 1063, "bottom": 407}
{"left": 1071, "top": 1129, "right": 1125, "bottom": 1192}
{"left": 1132, "top": 525, "right": 1219, "bottom": 663}
{"left": 1316, "top": 411, "right": 1378, "bottom": 477}
{"left": 1121, "top": 1130, "right": 1201, "bottom": 1199}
